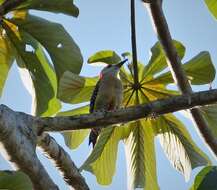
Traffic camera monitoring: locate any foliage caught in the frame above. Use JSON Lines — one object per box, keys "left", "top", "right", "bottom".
{"left": 58, "top": 41, "right": 215, "bottom": 189}
{"left": 190, "top": 166, "right": 217, "bottom": 190}
{"left": 205, "top": 0, "right": 217, "bottom": 20}
{"left": 0, "top": 0, "right": 82, "bottom": 116}
{"left": 0, "top": 170, "right": 33, "bottom": 190}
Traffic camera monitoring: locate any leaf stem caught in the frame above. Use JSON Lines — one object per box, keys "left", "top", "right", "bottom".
{"left": 130, "top": 0, "right": 139, "bottom": 88}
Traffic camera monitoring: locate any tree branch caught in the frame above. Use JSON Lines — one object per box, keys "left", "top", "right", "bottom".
{"left": 130, "top": 0, "right": 139, "bottom": 87}
{"left": 31, "top": 89, "right": 217, "bottom": 133}
{"left": 38, "top": 134, "right": 89, "bottom": 190}
{"left": 144, "top": 0, "right": 217, "bottom": 156}
{"left": 0, "top": 107, "right": 59, "bottom": 190}
{"left": 1, "top": 89, "right": 217, "bottom": 189}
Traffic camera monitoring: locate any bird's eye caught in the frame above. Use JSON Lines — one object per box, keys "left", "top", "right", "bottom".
{"left": 107, "top": 65, "right": 112, "bottom": 68}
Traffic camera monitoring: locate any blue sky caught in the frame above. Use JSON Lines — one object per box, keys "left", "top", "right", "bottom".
{"left": 0, "top": 0, "right": 217, "bottom": 189}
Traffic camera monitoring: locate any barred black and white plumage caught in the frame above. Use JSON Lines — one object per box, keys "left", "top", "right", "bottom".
{"left": 88, "top": 60, "right": 127, "bottom": 148}
{"left": 89, "top": 80, "right": 101, "bottom": 147}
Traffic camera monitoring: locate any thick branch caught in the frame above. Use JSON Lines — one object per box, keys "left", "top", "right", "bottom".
{"left": 31, "top": 89, "right": 217, "bottom": 133}
{"left": 0, "top": 106, "right": 59, "bottom": 190}
{"left": 144, "top": 0, "right": 217, "bottom": 156}
{"left": 38, "top": 134, "right": 89, "bottom": 190}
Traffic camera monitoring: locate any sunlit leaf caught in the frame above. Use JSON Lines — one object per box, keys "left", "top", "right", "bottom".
{"left": 0, "top": 35, "right": 14, "bottom": 96}
{"left": 0, "top": 170, "right": 33, "bottom": 190}
{"left": 140, "top": 40, "right": 185, "bottom": 80}
{"left": 124, "top": 120, "right": 159, "bottom": 190}
{"left": 9, "top": 15, "right": 83, "bottom": 82}
{"left": 204, "top": 0, "right": 217, "bottom": 20}
{"left": 155, "top": 114, "right": 210, "bottom": 180}
{"left": 10, "top": 0, "right": 79, "bottom": 17}
{"left": 201, "top": 104, "right": 217, "bottom": 138}
{"left": 88, "top": 50, "right": 121, "bottom": 65}
{"left": 152, "top": 52, "right": 215, "bottom": 85}
{"left": 58, "top": 71, "right": 98, "bottom": 104}
{"left": 4, "top": 20, "right": 61, "bottom": 116}
{"left": 80, "top": 125, "right": 131, "bottom": 185}
{"left": 190, "top": 166, "right": 217, "bottom": 190}
{"left": 57, "top": 105, "right": 89, "bottom": 149}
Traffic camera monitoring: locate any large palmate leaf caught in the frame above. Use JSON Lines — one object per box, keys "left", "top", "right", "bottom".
{"left": 204, "top": 0, "right": 217, "bottom": 20}
{"left": 141, "top": 40, "right": 185, "bottom": 80}
{"left": 9, "top": 14, "right": 83, "bottom": 82}
{"left": 61, "top": 40, "right": 214, "bottom": 189}
{"left": 58, "top": 71, "right": 98, "bottom": 104}
{"left": 88, "top": 50, "right": 121, "bottom": 65}
{"left": 0, "top": 171, "right": 33, "bottom": 190}
{"left": 57, "top": 105, "right": 90, "bottom": 149}
{"left": 152, "top": 51, "right": 215, "bottom": 85}
{"left": 0, "top": 35, "right": 14, "bottom": 96}
{"left": 80, "top": 125, "right": 131, "bottom": 185}
{"left": 4, "top": 20, "right": 61, "bottom": 116}
{"left": 155, "top": 115, "right": 210, "bottom": 180}
{"left": 201, "top": 104, "right": 217, "bottom": 137}
{"left": 5, "top": 0, "right": 79, "bottom": 17}
{"left": 124, "top": 120, "right": 159, "bottom": 190}
{"left": 190, "top": 166, "right": 217, "bottom": 190}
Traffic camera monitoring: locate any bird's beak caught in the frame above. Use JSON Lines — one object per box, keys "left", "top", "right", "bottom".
{"left": 115, "top": 59, "right": 128, "bottom": 68}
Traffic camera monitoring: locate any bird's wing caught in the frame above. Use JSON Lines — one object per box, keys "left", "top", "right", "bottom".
{"left": 89, "top": 80, "right": 101, "bottom": 113}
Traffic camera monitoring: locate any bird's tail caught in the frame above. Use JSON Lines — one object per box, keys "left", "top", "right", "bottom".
{"left": 89, "top": 128, "right": 101, "bottom": 148}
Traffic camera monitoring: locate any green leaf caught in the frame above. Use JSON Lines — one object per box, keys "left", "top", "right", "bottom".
{"left": 57, "top": 105, "right": 89, "bottom": 149}
{"left": 201, "top": 104, "right": 217, "bottom": 138}
{"left": 0, "top": 170, "right": 33, "bottom": 190}
{"left": 141, "top": 40, "right": 185, "bottom": 80}
{"left": 80, "top": 125, "right": 131, "bottom": 185}
{"left": 58, "top": 71, "right": 98, "bottom": 104}
{"left": 155, "top": 115, "right": 210, "bottom": 180}
{"left": 190, "top": 166, "right": 217, "bottom": 190}
{"left": 0, "top": 35, "right": 14, "bottom": 96}
{"left": 152, "top": 51, "right": 215, "bottom": 85}
{"left": 11, "top": 0, "right": 79, "bottom": 17}
{"left": 9, "top": 14, "right": 83, "bottom": 82}
{"left": 205, "top": 0, "right": 217, "bottom": 20}
{"left": 4, "top": 20, "right": 61, "bottom": 116}
{"left": 88, "top": 50, "right": 121, "bottom": 65}
{"left": 124, "top": 120, "right": 159, "bottom": 190}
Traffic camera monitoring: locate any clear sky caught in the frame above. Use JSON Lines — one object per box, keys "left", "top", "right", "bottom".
{"left": 0, "top": 0, "right": 217, "bottom": 190}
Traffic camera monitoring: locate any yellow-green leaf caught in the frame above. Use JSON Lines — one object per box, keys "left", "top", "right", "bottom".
{"left": 0, "top": 35, "right": 14, "bottom": 96}
{"left": 152, "top": 52, "right": 215, "bottom": 85}
{"left": 0, "top": 170, "right": 33, "bottom": 190}
{"left": 4, "top": 20, "right": 61, "bottom": 116}
{"left": 9, "top": 15, "right": 83, "bottom": 82}
{"left": 58, "top": 71, "right": 98, "bottom": 104}
{"left": 124, "top": 120, "right": 159, "bottom": 190}
{"left": 155, "top": 115, "right": 210, "bottom": 180}
{"left": 10, "top": 0, "right": 79, "bottom": 17}
{"left": 57, "top": 105, "right": 89, "bottom": 149}
{"left": 88, "top": 50, "right": 121, "bottom": 65}
{"left": 205, "top": 0, "right": 217, "bottom": 20}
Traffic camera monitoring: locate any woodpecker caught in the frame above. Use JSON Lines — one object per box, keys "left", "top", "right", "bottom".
{"left": 89, "top": 59, "right": 127, "bottom": 147}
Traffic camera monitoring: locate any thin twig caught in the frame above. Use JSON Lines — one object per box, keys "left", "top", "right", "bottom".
{"left": 144, "top": 0, "right": 217, "bottom": 156}
{"left": 130, "top": 0, "right": 139, "bottom": 87}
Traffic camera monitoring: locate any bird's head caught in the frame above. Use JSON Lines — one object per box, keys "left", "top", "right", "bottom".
{"left": 99, "top": 59, "right": 127, "bottom": 79}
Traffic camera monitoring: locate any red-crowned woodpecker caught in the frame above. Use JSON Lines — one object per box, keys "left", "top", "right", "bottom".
{"left": 89, "top": 59, "right": 127, "bottom": 147}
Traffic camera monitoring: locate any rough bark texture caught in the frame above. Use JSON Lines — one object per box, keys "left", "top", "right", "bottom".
{"left": 0, "top": 106, "right": 59, "bottom": 190}
{"left": 31, "top": 89, "right": 217, "bottom": 133}
{"left": 38, "top": 134, "right": 89, "bottom": 190}
{"left": 144, "top": 0, "right": 217, "bottom": 156}
{"left": 1, "top": 89, "right": 217, "bottom": 188}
